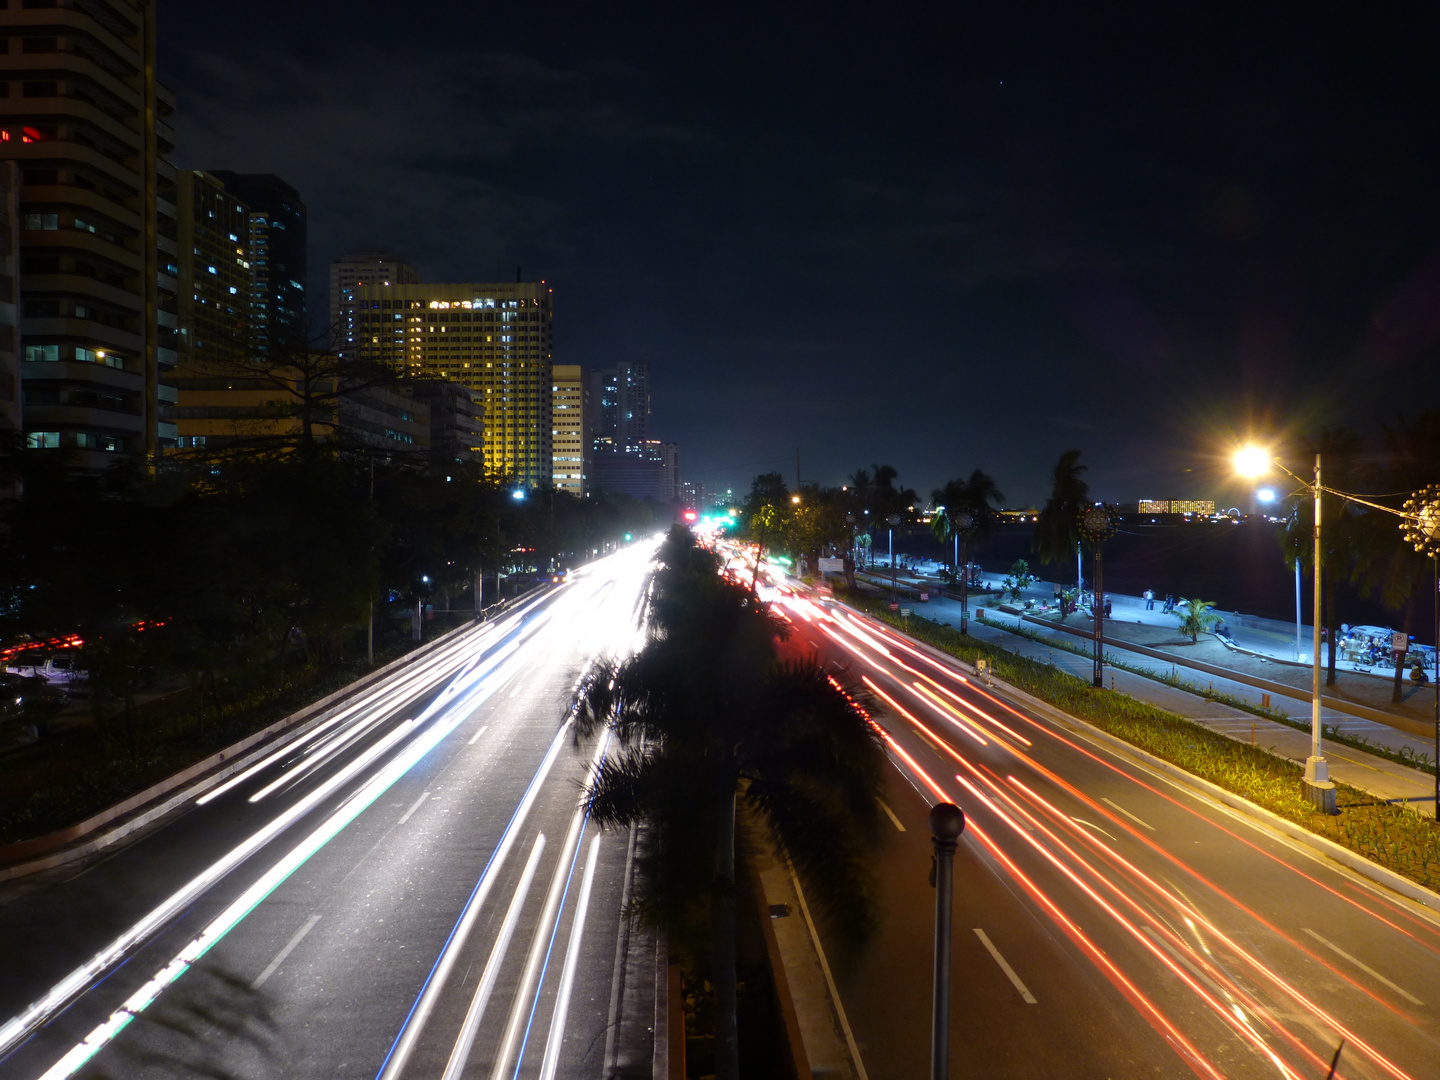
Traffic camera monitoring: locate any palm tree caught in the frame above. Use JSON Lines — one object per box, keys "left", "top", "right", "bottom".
{"left": 575, "top": 527, "right": 886, "bottom": 1080}
{"left": 1032, "top": 450, "right": 1089, "bottom": 587}
{"left": 933, "top": 470, "right": 1005, "bottom": 598}
{"left": 1175, "top": 598, "right": 1221, "bottom": 643}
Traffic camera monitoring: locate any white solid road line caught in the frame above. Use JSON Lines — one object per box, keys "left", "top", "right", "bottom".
{"left": 1302, "top": 928, "right": 1424, "bottom": 1006}
{"left": 876, "top": 798, "right": 906, "bottom": 832}
{"left": 973, "top": 929, "right": 1038, "bottom": 1004}
{"left": 251, "top": 914, "right": 322, "bottom": 990}
{"left": 538, "top": 834, "right": 603, "bottom": 1080}
{"left": 1101, "top": 797, "right": 1156, "bottom": 832}
{"left": 442, "top": 834, "right": 548, "bottom": 1080}
{"left": 785, "top": 852, "right": 871, "bottom": 1080}
{"left": 397, "top": 791, "right": 431, "bottom": 825}
{"left": 467, "top": 724, "right": 490, "bottom": 746}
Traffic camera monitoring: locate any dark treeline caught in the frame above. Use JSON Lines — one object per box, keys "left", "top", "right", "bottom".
{"left": 733, "top": 411, "right": 1440, "bottom": 701}
{"left": 0, "top": 436, "right": 663, "bottom": 738}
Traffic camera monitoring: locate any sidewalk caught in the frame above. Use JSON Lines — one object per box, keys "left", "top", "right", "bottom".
{"left": 864, "top": 557, "right": 1440, "bottom": 728}
{"left": 847, "top": 572, "right": 1437, "bottom": 816}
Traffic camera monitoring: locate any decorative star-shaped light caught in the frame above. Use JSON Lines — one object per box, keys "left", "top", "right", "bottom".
{"left": 1077, "top": 503, "right": 1120, "bottom": 542}
{"left": 1401, "top": 485, "right": 1440, "bottom": 557}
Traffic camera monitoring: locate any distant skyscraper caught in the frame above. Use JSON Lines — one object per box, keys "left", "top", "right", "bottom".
{"left": 176, "top": 171, "right": 250, "bottom": 368}
{"left": 210, "top": 172, "right": 307, "bottom": 357}
{"left": 551, "top": 364, "right": 591, "bottom": 495}
{"left": 352, "top": 280, "right": 554, "bottom": 487}
{"left": 330, "top": 252, "right": 419, "bottom": 352}
{"left": 1, "top": 2, "right": 179, "bottom": 467}
{"left": 590, "top": 360, "right": 650, "bottom": 451}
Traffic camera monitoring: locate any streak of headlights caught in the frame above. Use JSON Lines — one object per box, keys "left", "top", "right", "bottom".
{"left": 1, "top": 596, "right": 547, "bottom": 1068}
{"left": 31, "top": 618, "right": 553, "bottom": 1080}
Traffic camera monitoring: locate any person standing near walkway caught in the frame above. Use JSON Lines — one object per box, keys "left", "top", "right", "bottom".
{"left": 1144, "top": 588, "right": 1155, "bottom": 610}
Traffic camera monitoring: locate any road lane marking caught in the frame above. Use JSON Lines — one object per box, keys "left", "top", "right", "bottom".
{"left": 397, "top": 791, "right": 431, "bottom": 825}
{"left": 1302, "top": 928, "right": 1423, "bottom": 1005}
{"left": 1101, "top": 797, "right": 1155, "bottom": 831}
{"left": 251, "top": 914, "right": 321, "bottom": 990}
{"left": 973, "top": 929, "right": 1037, "bottom": 1004}
{"left": 877, "top": 798, "right": 906, "bottom": 831}
{"left": 467, "top": 723, "right": 490, "bottom": 746}
{"left": 442, "top": 833, "right": 548, "bottom": 1080}
{"left": 538, "top": 834, "right": 603, "bottom": 1080}
{"left": 784, "top": 852, "right": 871, "bottom": 1080}
{"left": 602, "top": 826, "right": 639, "bottom": 1076}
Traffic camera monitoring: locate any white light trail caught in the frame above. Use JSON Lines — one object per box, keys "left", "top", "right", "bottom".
{"left": 537, "top": 834, "right": 602, "bottom": 1080}
{"left": 440, "top": 834, "right": 548, "bottom": 1080}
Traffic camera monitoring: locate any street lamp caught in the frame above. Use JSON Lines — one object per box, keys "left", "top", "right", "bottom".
{"left": 1401, "top": 485, "right": 1440, "bottom": 816}
{"left": 1235, "top": 445, "right": 1336, "bottom": 813}
{"left": 1078, "top": 504, "right": 1119, "bottom": 688}
{"left": 887, "top": 513, "right": 901, "bottom": 602}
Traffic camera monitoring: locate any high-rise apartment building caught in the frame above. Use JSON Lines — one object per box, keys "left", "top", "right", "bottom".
{"left": 590, "top": 360, "right": 650, "bottom": 452}
{"left": 176, "top": 170, "right": 249, "bottom": 367}
{"left": 352, "top": 280, "right": 553, "bottom": 487}
{"left": 210, "top": 172, "right": 306, "bottom": 359}
{"left": 0, "top": 163, "right": 19, "bottom": 434}
{"left": 551, "top": 363, "right": 590, "bottom": 495}
{"left": 2, "top": 0, "right": 179, "bottom": 468}
{"left": 330, "top": 251, "right": 418, "bottom": 352}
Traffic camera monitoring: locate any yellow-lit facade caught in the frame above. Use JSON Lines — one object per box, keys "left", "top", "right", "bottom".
{"left": 353, "top": 281, "right": 553, "bottom": 486}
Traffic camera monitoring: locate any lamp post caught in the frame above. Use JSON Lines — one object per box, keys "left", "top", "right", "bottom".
{"left": 952, "top": 509, "right": 976, "bottom": 636}
{"left": 888, "top": 513, "right": 901, "bottom": 602}
{"left": 1236, "top": 446, "right": 1336, "bottom": 813}
{"left": 929, "top": 802, "right": 966, "bottom": 1080}
{"left": 1078, "top": 504, "right": 1119, "bottom": 688}
{"left": 1401, "top": 486, "right": 1440, "bottom": 816}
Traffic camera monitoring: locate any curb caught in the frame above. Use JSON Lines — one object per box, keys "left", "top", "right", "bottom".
{"left": 841, "top": 602, "right": 1440, "bottom": 916}
{"left": 0, "top": 607, "right": 517, "bottom": 881}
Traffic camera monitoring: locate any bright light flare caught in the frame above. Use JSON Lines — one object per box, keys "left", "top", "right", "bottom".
{"left": 1233, "top": 444, "right": 1271, "bottom": 479}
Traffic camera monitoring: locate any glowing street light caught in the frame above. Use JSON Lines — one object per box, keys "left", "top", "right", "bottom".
{"left": 1233, "top": 443, "right": 1334, "bottom": 812}
{"left": 1233, "top": 444, "right": 1271, "bottom": 479}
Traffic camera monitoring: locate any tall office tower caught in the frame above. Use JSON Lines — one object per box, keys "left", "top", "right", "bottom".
{"left": 0, "top": 163, "right": 19, "bottom": 434}
{"left": 176, "top": 171, "right": 249, "bottom": 367}
{"left": 353, "top": 280, "right": 553, "bottom": 487}
{"left": 655, "top": 440, "right": 680, "bottom": 502}
{"left": 2, "top": 0, "right": 179, "bottom": 467}
{"left": 330, "top": 251, "right": 418, "bottom": 352}
{"left": 590, "top": 359, "right": 650, "bottom": 452}
{"left": 551, "top": 363, "right": 590, "bottom": 495}
{"left": 210, "top": 172, "right": 306, "bottom": 359}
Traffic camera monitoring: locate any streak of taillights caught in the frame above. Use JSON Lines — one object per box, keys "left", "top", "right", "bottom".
{"left": 952, "top": 771, "right": 1309, "bottom": 1079}
{"left": 861, "top": 676, "right": 986, "bottom": 748}
{"left": 960, "top": 811, "right": 1228, "bottom": 1080}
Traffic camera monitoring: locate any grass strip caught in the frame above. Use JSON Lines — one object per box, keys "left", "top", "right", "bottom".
{"left": 843, "top": 592, "right": 1440, "bottom": 894}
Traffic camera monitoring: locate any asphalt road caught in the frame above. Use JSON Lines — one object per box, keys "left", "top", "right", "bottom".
{"left": 768, "top": 584, "right": 1440, "bottom": 1080}
{"left": 0, "top": 542, "right": 660, "bottom": 1080}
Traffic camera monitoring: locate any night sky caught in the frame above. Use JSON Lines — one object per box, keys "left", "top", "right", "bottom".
{"left": 160, "top": 2, "right": 1440, "bottom": 506}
